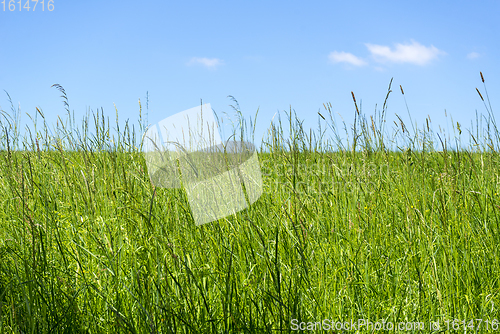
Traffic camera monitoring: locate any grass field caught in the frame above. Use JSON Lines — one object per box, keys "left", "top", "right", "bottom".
{"left": 0, "top": 78, "right": 499, "bottom": 333}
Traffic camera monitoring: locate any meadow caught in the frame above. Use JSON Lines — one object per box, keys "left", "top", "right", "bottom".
{"left": 0, "top": 77, "right": 499, "bottom": 333}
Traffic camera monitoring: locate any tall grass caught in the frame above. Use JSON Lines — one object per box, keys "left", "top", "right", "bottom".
{"left": 0, "top": 73, "right": 499, "bottom": 333}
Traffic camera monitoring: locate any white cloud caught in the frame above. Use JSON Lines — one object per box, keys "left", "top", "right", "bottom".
{"left": 188, "top": 57, "right": 223, "bottom": 69}
{"left": 467, "top": 52, "right": 480, "bottom": 59}
{"left": 365, "top": 40, "right": 445, "bottom": 66}
{"left": 328, "top": 51, "right": 367, "bottom": 66}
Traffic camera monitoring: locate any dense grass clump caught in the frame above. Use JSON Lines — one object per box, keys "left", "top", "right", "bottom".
{"left": 0, "top": 76, "right": 499, "bottom": 333}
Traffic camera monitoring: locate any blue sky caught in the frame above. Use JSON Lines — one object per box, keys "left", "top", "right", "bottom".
{"left": 1, "top": 0, "right": 499, "bottom": 148}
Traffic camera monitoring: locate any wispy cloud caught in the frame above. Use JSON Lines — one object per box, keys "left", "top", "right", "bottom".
{"left": 365, "top": 40, "right": 445, "bottom": 66}
{"left": 188, "top": 57, "right": 223, "bottom": 69}
{"left": 467, "top": 52, "right": 480, "bottom": 59}
{"left": 328, "top": 51, "right": 367, "bottom": 66}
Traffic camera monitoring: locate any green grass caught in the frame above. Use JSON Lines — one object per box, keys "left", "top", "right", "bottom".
{"left": 0, "top": 77, "right": 499, "bottom": 333}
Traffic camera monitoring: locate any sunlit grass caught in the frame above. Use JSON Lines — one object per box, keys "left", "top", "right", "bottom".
{"left": 0, "top": 75, "right": 499, "bottom": 333}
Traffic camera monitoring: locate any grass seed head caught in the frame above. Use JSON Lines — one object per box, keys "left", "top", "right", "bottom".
{"left": 351, "top": 91, "right": 359, "bottom": 114}
{"left": 476, "top": 88, "right": 484, "bottom": 101}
